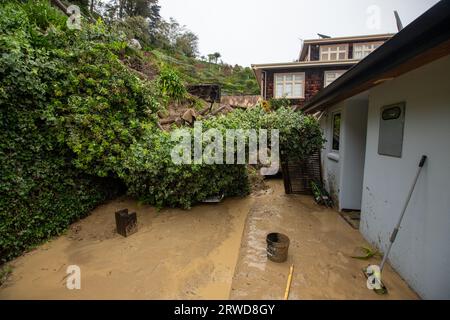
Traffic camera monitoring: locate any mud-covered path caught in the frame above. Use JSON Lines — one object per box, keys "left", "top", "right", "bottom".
{"left": 230, "top": 181, "right": 418, "bottom": 300}
{"left": 0, "top": 180, "right": 418, "bottom": 299}
{"left": 0, "top": 196, "right": 253, "bottom": 299}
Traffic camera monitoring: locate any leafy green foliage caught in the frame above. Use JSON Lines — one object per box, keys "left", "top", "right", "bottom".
{"left": 268, "top": 97, "right": 291, "bottom": 111}
{"left": 0, "top": 265, "right": 13, "bottom": 286}
{"left": 0, "top": 1, "right": 137, "bottom": 262}
{"left": 204, "top": 106, "right": 324, "bottom": 159}
{"left": 120, "top": 106, "right": 323, "bottom": 209}
{"left": 175, "top": 31, "right": 199, "bottom": 58}
{"left": 156, "top": 66, "right": 187, "bottom": 103}
{"left": 112, "top": 16, "right": 152, "bottom": 45}
{"left": 151, "top": 50, "right": 259, "bottom": 95}
{"left": 121, "top": 127, "right": 250, "bottom": 209}
{"left": 104, "top": 0, "right": 161, "bottom": 24}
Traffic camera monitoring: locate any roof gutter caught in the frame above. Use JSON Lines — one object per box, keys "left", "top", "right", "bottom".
{"left": 302, "top": 33, "right": 394, "bottom": 45}
{"left": 304, "top": 0, "right": 450, "bottom": 113}
{"left": 252, "top": 59, "right": 359, "bottom": 70}
{"left": 252, "top": 60, "right": 359, "bottom": 89}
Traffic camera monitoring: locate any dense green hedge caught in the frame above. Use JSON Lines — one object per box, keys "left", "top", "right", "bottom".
{"left": 0, "top": 1, "right": 135, "bottom": 262}
{"left": 122, "top": 128, "right": 250, "bottom": 209}
{"left": 121, "top": 107, "right": 324, "bottom": 209}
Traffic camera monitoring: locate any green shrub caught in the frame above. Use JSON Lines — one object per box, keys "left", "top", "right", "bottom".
{"left": 156, "top": 66, "right": 187, "bottom": 103}
{"left": 121, "top": 129, "right": 250, "bottom": 209}
{"left": 119, "top": 107, "right": 323, "bottom": 209}
{"left": 268, "top": 97, "right": 291, "bottom": 111}
{"left": 112, "top": 16, "right": 151, "bottom": 46}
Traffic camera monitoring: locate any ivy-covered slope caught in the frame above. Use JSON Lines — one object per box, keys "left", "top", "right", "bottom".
{"left": 0, "top": 1, "right": 149, "bottom": 262}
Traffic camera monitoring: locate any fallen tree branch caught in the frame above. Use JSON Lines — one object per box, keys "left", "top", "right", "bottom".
{"left": 50, "top": 0, "right": 96, "bottom": 22}
{"left": 157, "top": 122, "right": 165, "bottom": 131}
{"left": 211, "top": 105, "right": 228, "bottom": 116}
{"left": 159, "top": 118, "right": 179, "bottom": 125}
{"left": 51, "top": 0, "right": 69, "bottom": 16}
{"left": 199, "top": 104, "right": 212, "bottom": 116}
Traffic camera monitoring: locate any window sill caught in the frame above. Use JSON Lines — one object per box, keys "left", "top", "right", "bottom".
{"left": 273, "top": 97, "right": 305, "bottom": 100}
{"left": 327, "top": 152, "right": 340, "bottom": 162}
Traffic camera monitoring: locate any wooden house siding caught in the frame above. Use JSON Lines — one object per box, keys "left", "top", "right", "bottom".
{"left": 264, "top": 65, "right": 352, "bottom": 109}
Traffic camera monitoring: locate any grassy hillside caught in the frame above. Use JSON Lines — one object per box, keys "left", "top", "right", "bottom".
{"left": 146, "top": 50, "right": 259, "bottom": 96}
{"left": 64, "top": 0, "right": 260, "bottom": 96}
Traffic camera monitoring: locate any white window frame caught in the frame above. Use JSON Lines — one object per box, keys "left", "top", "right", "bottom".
{"left": 274, "top": 72, "right": 305, "bottom": 99}
{"left": 324, "top": 70, "right": 346, "bottom": 87}
{"left": 353, "top": 41, "right": 384, "bottom": 60}
{"left": 320, "top": 44, "right": 348, "bottom": 61}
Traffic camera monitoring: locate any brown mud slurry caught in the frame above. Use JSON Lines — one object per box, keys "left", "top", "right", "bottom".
{"left": 0, "top": 196, "right": 253, "bottom": 299}
{"left": 230, "top": 180, "right": 418, "bottom": 300}
{"left": 0, "top": 180, "right": 418, "bottom": 299}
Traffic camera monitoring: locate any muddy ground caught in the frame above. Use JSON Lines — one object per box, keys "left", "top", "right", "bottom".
{"left": 230, "top": 181, "right": 418, "bottom": 300}
{"left": 0, "top": 180, "right": 418, "bottom": 299}
{"left": 0, "top": 196, "right": 253, "bottom": 299}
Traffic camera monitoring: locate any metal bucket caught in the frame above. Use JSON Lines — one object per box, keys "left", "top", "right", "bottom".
{"left": 266, "top": 233, "right": 290, "bottom": 263}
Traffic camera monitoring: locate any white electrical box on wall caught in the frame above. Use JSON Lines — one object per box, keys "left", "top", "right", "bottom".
{"left": 378, "top": 102, "right": 406, "bottom": 158}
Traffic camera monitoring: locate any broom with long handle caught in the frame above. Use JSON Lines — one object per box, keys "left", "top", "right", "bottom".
{"left": 366, "top": 155, "right": 427, "bottom": 294}
{"left": 380, "top": 155, "right": 427, "bottom": 271}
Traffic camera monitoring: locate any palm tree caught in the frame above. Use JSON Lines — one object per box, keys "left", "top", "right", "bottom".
{"left": 207, "top": 53, "right": 215, "bottom": 63}
{"left": 213, "top": 52, "right": 221, "bottom": 64}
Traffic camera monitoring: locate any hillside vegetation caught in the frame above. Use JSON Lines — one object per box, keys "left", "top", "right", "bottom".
{"left": 149, "top": 50, "right": 259, "bottom": 95}
{"left": 70, "top": 0, "right": 259, "bottom": 95}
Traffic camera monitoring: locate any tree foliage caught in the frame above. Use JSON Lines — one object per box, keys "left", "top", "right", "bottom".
{"left": 103, "top": 0, "right": 161, "bottom": 24}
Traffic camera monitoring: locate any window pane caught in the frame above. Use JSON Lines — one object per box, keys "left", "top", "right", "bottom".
{"left": 332, "top": 113, "right": 341, "bottom": 151}
{"left": 325, "top": 74, "right": 333, "bottom": 87}
{"left": 276, "top": 84, "right": 283, "bottom": 98}
{"left": 284, "top": 83, "right": 293, "bottom": 97}
{"left": 276, "top": 75, "right": 283, "bottom": 82}
{"left": 285, "top": 75, "right": 293, "bottom": 82}
{"left": 321, "top": 53, "right": 328, "bottom": 61}
{"left": 294, "top": 74, "right": 303, "bottom": 81}
{"left": 339, "top": 52, "right": 346, "bottom": 60}
{"left": 330, "top": 53, "right": 337, "bottom": 60}
{"left": 293, "top": 83, "right": 302, "bottom": 97}
{"left": 382, "top": 107, "right": 402, "bottom": 120}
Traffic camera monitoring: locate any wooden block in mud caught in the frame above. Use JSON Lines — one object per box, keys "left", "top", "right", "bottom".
{"left": 115, "top": 209, "right": 138, "bottom": 237}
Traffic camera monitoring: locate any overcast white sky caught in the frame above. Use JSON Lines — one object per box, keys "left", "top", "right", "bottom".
{"left": 160, "top": 0, "right": 440, "bottom": 67}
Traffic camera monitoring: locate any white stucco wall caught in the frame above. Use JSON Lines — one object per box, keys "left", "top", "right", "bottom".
{"left": 360, "top": 55, "right": 450, "bottom": 299}
{"left": 320, "top": 104, "right": 343, "bottom": 207}
{"left": 340, "top": 99, "right": 368, "bottom": 210}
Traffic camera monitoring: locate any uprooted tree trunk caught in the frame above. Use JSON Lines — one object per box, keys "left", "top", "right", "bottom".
{"left": 50, "top": 0, "right": 96, "bottom": 22}
{"left": 51, "top": 0, "right": 69, "bottom": 15}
